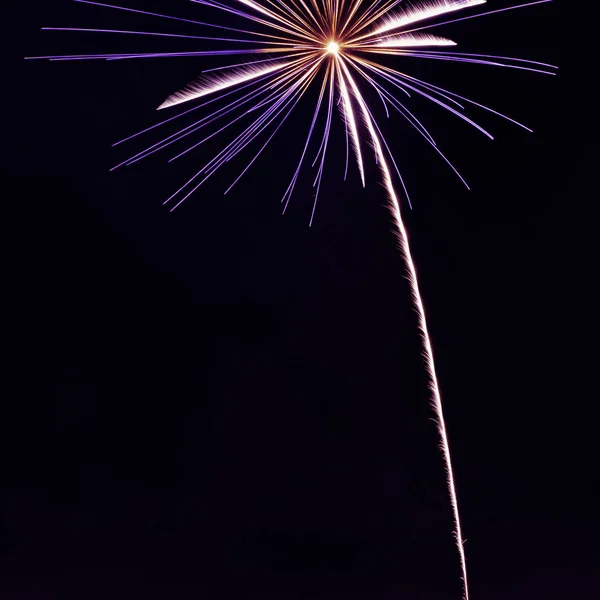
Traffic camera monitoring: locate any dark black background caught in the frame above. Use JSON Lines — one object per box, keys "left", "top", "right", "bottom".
{"left": 4, "top": 1, "right": 598, "bottom": 598}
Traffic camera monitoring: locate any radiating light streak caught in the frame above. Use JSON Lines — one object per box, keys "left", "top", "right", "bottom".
{"left": 158, "top": 59, "right": 298, "bottom": 109}
{"left": 393, "top": 0, "right": 554, "bottom": 37}
{"left": 370, "top": 0, "right": 487, "bottom": 36}
{"left": 281, "top": 71, "right": 331, "bottom": 211}
{"left": 41, "top": 26, "right": 303, "bottom": 46}
{"left": 371, "top": 33, "right": 457, "bottom": 47}
{"left": 391, "top": 51, "right": 557, "bottom": 75}
{"left": 310, "top": 63, "right": 336, "bottom": 224}
{"left": 202, "top": 53, "right": 310, "bottom": 72}
{"left": 33, "top": 1, "right": 557, "bottom": 597}
{"left": 71, "top": 0, "right": 305, "bottom": 40}
{"left": 351, "top": 54, "right": 495, "bottom": 140}
{"left": 119, "top": 58, "right": 315, "bottom": 167}
{"left": 25, "top": 48, "right": 297, "bottom": 61}
{"left": 399, "top": 49, "right": 557, "bottom": 68}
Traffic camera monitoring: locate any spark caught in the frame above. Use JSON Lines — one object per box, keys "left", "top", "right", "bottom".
{"left": 370, "top": 0, "right": 488, "bottom": 36}
{"left": 31, "top": 1, "right": 556, "bottom": 598}
{"left": 157, "top": 58, "right": 301, "bottom": 109}
{"left": 372, "top": 33, "right": 457, "bottom": 47}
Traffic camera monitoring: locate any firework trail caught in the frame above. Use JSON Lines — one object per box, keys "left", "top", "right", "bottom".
{"left": 29, "top": 1, "right": 557, "bottom": 597}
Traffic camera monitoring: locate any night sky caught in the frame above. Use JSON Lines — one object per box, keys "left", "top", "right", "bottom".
{"left": 5, "top": 1, "right": 598, "bottom": 598}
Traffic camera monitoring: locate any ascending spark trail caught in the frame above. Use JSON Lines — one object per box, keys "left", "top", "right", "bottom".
{"left": 386, "top": 163, "right": 470, "bottom": 600}
{"left": 32, "top": 1, "right": 557, "bottom": 597}
{"left": 340, "top": 54, "right": 469, "bottom": 597}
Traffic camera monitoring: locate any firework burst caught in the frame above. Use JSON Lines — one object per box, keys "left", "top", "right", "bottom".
{"left": 29, "top": 1, "right": 557, "bottom": 598}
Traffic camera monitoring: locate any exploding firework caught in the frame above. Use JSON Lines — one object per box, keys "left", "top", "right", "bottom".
{"left": 29, "top": 1, "right": 557, "bottom": 597}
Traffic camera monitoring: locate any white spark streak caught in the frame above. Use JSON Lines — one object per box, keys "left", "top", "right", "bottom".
{"left": 372, "top": 33, "right": 457, "bottom": 47}
{"left": 373, "top": 0, "right": 487, "bottom": 35}
{"left": 158, "top": 60, "right": 292, "bottom": 109}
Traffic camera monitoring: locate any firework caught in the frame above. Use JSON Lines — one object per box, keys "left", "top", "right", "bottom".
{"left": 29, "top": 1, "right": 557, "bottom": 597}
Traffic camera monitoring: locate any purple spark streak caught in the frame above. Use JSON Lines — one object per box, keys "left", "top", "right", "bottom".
{"left": 42, "top": 26, "right": 308, "bottom": 46}
{"left": 310, "top": 64, "right": 335, "bottom": 225}
{"left": 202, "top": 53, "right": 310, "bottom": 73}
{"left": 355, "top": 56, "right": 495, "bottom": 140}
{"left": 282, "top": 73, "right": 330, "bottom": 212}
{"left": 117, "top": 62, "right": 306, "bottom": 168}
{"left": 26, "top": 49, "right": 294, "bottom": 61}
{"left": 225, "top": 68, "right": 321, "bottom": 193}
{"left": 72, "top": 0, "right": 300, "bottom": 41}
{"left": 396, "top": 51, "right": 557, "bottom": 75}
{"left": 398, "top": 49, "right": 558, "bottom": 68}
